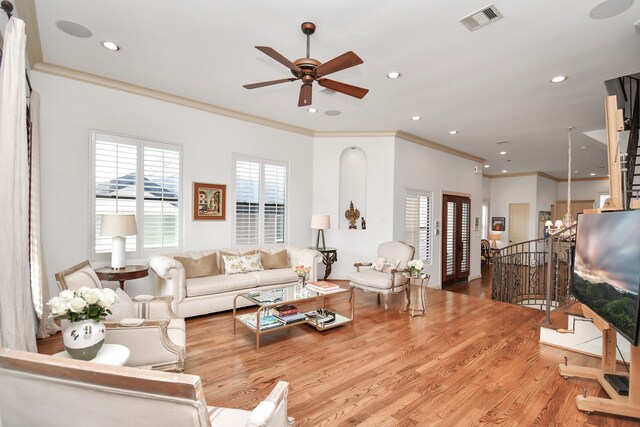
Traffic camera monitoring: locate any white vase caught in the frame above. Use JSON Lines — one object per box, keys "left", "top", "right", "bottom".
{"left": 63, "top": 319, "right": 106, "bottom": 361}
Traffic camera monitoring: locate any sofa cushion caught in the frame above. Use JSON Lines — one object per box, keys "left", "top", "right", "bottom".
{"left": 105, "top": 288, "right": 137, "bottom": 321}
{"left": 259, "top": 250, "right": 290, "bottom": 269}
{"left": 372, "top": 257, "right": 400, "bottom": 273}
{"left": 223, "top": 253, "right": 263, "bottom": 275}
{"left": 186, "top": 273, "right": 258, "bottom": 297}
{"left": 208, "top": 407, "right": 250, "bottom": 426}
{"left": 174, "top": 252, "right": 218, "bottom": 279}
{"left": 219, "top": 250, "right": 256, "bottom": 274}
{"left": 248, "top": 269, "right": 298, "bottom": 286}
{"left": 349, "top": 269, "right": 407, "bottom": 289}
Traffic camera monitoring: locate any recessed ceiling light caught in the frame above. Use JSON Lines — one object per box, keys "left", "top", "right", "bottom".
{"left": 581, "top": 145, "right": 587, "bottom": 149}
{"left": 574, "top": 170, "right": 579, "bottom": 174}
{"left": 101, "top": 41, "right": 120, "bottom": 51}
{"left": 411, "top": 116, "right": 422, "bottom": 121}
{"left": 550, "top": 75, "right": 567, "bottom": 83}
{"left": 307, "top": 108, "right": 317, "bottom": 113}
{"left": 386, "top": 72, "right": 401, "bottom": 79}
{"left": 590, "top": 0, "right": 634, "bottom": 20}
{"left": 449, "top": 130, "right": 458, "bottom": 135}
{"left": 499, "top": 151, "right": 507, "bottom": 155}
{"left": 590, "top": 172, "right": 597, "bottom": 176}
{"left": 484, "top": 164, "right": 490, "bottom": 168}
{"left": 502, "top": 170, "right": 508, "bottom": 173}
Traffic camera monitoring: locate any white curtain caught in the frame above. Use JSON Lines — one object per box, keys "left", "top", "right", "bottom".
{"left": 30, "top": 91, "right": 59, "bottom": 338}
{"left": 0, "top": 18, "right": 37, "bottom": 352}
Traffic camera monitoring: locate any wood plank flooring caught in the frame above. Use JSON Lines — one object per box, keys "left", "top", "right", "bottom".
{"left": 37, "top": 277, "right": 639, "bottom": 426}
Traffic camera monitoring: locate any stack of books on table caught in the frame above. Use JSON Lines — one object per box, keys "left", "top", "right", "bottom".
{"left": 306, "top": 281, "right": 341, "bottom": 293}
{"left": 274, "top": 305, "right": 306, "bottom": 324}
{"left": 246, "top": 315, "right": 285, "bottom": 331}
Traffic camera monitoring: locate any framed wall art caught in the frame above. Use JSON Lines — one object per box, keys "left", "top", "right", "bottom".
{"left": 193, "top": 182, "right": 226, "bottom": 220}
{"left": 491, "top": 217, "right": 505, "bottom": 231}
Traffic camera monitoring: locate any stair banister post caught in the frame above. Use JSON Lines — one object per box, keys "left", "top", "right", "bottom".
{"left": 544, "top": 234, "right": 553, "bottom": 325}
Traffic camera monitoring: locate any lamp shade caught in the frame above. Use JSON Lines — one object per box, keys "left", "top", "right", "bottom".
{"left": 554, "top": 219, "right": 564, "bottom": 228}
{"left": 545, "top": 220, "right": 553, "bottom": 227}
{"left": 100, "top": 214, "right": 137, "bottom": 237}
{"left": 310, "top": 214, "right": 330, "bottom": 230}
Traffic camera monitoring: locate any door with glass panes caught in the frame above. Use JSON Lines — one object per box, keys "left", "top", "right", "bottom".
{"left": 441, "top": 194, "right": 471, "bottom": 285}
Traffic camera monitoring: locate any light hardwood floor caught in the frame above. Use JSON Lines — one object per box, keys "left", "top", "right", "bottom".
{"left": 38, "top": 276, "right": 638, "bottom": 426}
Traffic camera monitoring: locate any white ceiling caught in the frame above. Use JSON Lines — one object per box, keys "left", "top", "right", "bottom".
{"left": 32, "top": 0, "right": 640, "bottom": 178}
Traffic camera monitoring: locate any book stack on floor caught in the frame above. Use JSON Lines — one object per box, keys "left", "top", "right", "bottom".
{"left": 306, "top": 281, "right": 341, "bottom": 293}
{"left": 274, "top": 305, "right": 306, "bottom": 324}
{"left": 246, "top": 315, "right": 285, "bottom": 331}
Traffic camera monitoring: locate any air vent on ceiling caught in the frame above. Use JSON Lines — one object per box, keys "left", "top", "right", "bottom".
{"left": 460, "top": 4, "right": 503, "bottom": 31}
{"left": 321, "top": 88, "right": 336, "bottom": 95}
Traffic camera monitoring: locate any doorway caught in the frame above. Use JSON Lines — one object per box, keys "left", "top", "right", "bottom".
{"left": 508, "top": 203, "right": 529, "bottom": 244}
{"left": 442, "top": 194, "right": 470, "bottom": 286}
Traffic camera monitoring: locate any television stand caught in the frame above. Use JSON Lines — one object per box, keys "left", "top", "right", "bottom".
{"left": 558, "top": 305, "right": 640, "bottom": 419}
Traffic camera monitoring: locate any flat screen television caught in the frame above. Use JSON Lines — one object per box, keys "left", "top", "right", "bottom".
{"left": 571, "top": 210, "right": 640, "bottom": 346}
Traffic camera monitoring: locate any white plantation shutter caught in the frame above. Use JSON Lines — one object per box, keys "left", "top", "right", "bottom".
{"left": 405, "top": 190, "right": 432, "bottom": 263}
{"left": 143, "top": 145, "right": 181, "bottom": 249}
{"left": 92, "top": 132, "right": 182, "bottom": 258}
{"left": 94, "top": 136, "right": 138, "bottom": 253}
{"left": 264, "top": 163, "right": 287, "bottom": 244}
{"left": 235, "top": 160, "right": 261, "bottom": 245}
{"left": 235, "top": 157, "right": 288, "bottom": 245}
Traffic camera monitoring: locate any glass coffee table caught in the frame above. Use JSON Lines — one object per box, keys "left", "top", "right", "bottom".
{"left": 233, "top": 285, "right": 354, "bottom": 352}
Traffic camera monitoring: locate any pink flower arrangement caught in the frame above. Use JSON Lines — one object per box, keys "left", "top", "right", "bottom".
{"left": 292, "top": 265, "right": 311, "bottom": 277}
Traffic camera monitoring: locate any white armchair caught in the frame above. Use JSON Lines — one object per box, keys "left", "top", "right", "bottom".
{"left": 55, "top": 261, "right": 186, "bottom": 372}
{"left": 349, "top": 241, "right": 415, "bottom": 310}
{"left": 0, "top": 348, "right": 294, "bottom": 427}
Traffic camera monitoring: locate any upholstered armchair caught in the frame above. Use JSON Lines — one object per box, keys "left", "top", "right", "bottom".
{"left": 0, "top": 348, "right": 294, "bottom": 427}
{"left": 55, "top": 261, "right": 186, "bottom": 372}
{"left": 349, "top": 241, "right": 415, "bottom": 310}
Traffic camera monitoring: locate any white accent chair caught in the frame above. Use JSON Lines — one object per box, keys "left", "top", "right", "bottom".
{"left": 0, "top": 348, "right": 294, "bottom": 427}
{"left": 55, "top": 261, "right": 186, "bottom": 372}
{"left": 349, "top": 241, "right": 415, "bottom": 310}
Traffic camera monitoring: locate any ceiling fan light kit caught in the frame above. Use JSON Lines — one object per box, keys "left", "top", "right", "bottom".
{"left": 243, "top": 22, "right": 369, "bottom": 107}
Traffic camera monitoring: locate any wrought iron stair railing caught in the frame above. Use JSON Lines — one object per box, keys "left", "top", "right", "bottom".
{"left": 491, "top": 224, "right": 576, "bottom": 322}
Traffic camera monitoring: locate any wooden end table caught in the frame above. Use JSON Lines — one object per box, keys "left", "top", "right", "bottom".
{"left": 94, "top": 265, "right": 149, "bottom": 290}
{"left": 311, "top": 247, "right": 338, "bottom": 280}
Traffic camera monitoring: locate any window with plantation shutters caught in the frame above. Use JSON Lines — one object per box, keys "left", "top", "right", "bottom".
{"left": 405, "top": 190, "right": 432, "bottom": 263}
{"left": 235, "top": 157, "right": 287, "bottom": 245}
{"left": 92, "top": 131, "right": 182, "bottom": 259}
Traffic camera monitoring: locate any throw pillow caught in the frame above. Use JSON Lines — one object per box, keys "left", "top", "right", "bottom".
{"left": 219, "top": 250, "right": 256, "bottom": 274}
{"left": 174, "top": 252, "right": 218, "bottom": 279}
{"left": 259, "top": 250, "right": 290, "bottom": 269}
{"left": 223, "top": 253, "right": 264, "bottom": 274}
{"left": 373, "top": 257, "right": 400, "bottom": 273}
{"left": 105, "top": 288, "right": 137, "bottom": 322}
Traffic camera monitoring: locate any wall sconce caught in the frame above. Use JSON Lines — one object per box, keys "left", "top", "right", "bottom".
{"left": 545, "top": 219, "right": 564, "bottom": 235}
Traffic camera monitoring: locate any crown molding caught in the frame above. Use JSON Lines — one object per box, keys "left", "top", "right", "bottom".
{"left": 483, "top": 172, "right": 608, "bottom": 183}
{"left": 558, "top": 177, "right": 609, "bottom": 182}
{"left": 395, "top": 131, "right": 485, "bottom": 163}
{"left": 314, "top": 130, "right": 397, "bottom": 138}
{"left": 32, "top": 62, "right": 315, "bottom": 137}
{"left": 15, "top": 0, "right": 42, "bottom": 66}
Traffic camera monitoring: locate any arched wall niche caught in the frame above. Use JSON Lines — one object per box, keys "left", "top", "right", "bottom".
{"left": 339, "top": 146, "right": 367, "bottom": 229}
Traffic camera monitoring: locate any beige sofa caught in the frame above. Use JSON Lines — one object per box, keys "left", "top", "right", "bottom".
{"left": 149, "top": 246, "right": 322, "bottom": 318}
{"left": 0, "top": 348, "right": 294, "bottom": 427}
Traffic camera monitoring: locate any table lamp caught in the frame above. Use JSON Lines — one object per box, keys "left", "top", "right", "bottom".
{"left": 488, "top": 232, "right": 500, "bottom": 249}
{"left": 311, "top": 214, "right": 330, "bottom": 250}
{"left": 100, "top": 214, "right": 137, "bottom": 269}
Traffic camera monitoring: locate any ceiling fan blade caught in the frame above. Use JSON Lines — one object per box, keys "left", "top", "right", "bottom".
{"left": 243, "top": 78, "right": 297, "bottom": 90}
{"left": 298, "top": 84, "right": 312, "bottom": 107}
{"left": 255, "top": 46, "right": 302, "bottom": 73}
{"left": 318, "top": 79, "right": 369, "bottom": 99}
{"left": 315, "top": 51, "right": 363, "bottom": 77}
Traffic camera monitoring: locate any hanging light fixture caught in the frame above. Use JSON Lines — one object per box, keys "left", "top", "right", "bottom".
{"left": 562, "top": 127, "right": 575, "bottom": 229}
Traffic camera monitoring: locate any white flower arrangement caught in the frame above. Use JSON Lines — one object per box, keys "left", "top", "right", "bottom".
{"left": 407, "top": 259, "right": 424, "bottom": 271}
{"left": 47, "top": 287, "right": 119, "bottom": 323}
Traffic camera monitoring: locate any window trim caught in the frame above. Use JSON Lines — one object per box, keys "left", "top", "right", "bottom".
{"left": 232, "top": 153, "right": 289, "bottom": 247}
{"left": 90, "top": 130, "right": 184, "bottom": 261}
{"left": 404, "top": 189, "right": 433, "bottom": 265}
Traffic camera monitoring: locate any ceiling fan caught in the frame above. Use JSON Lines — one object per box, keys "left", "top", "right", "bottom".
{"left": 243, "top": 22, "right": 369, "bottom": 107}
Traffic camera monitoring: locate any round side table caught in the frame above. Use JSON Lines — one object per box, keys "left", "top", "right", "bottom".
{"left": 400, "top": 275, "right": 430, "bottom": 317}
{"left": 54, "top": 343, "right": 130, "bottom": 366}
{"left": 94, "top": 265, "right": 149, "bottom": 290}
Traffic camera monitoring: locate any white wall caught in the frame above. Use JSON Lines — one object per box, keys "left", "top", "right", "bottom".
{"left": 312, "top": 136, "right": 395, "bottom": 279}
{"left": 557, "top": 179, "right": 609, "bottom": 203}
{"left": 536, "top": 176, "right": 558, "bottom": 237}
{"left": 393, "top": 138, "right": 483, "bottom": 288}
{"left": 34, "top": 72, "right": 313, "bottom": 296}
{"left": 489, "top": 176, "right": 538, "bottom": 244}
